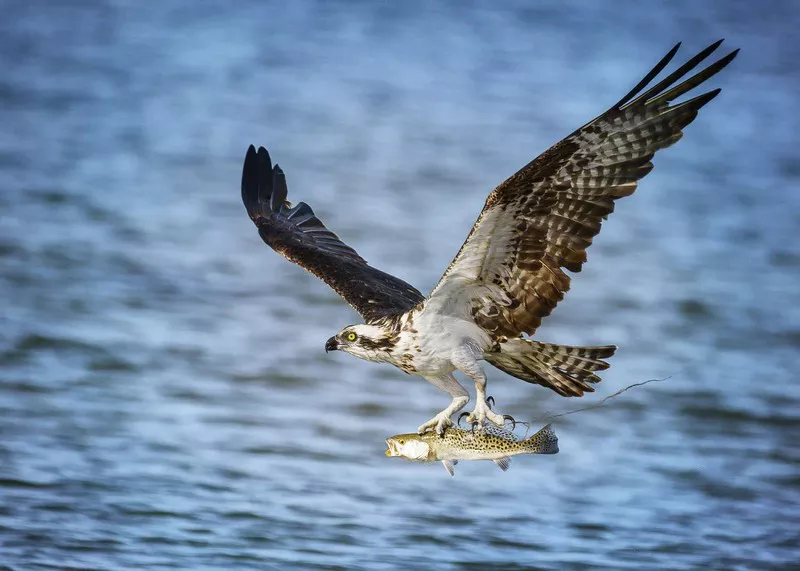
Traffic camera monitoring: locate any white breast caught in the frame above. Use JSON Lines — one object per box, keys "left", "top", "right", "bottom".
{"left": 395, "top": 304, "right": 492, "bottom": 376}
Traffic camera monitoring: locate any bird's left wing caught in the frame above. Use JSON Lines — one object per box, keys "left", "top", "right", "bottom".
{"left": 428, "top": 41, "right": 738, "bottom": 337}
{"left": 242, "top": 146, "right": 424, "bottom": 322}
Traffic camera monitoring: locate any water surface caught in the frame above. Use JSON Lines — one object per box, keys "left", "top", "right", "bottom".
{"left": 1, "top": 1, "right": 798, "bottom": 569}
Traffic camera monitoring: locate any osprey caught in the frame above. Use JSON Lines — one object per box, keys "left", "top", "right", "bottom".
{"left": 241, "top": 41, "right": 737, "bottom": 435}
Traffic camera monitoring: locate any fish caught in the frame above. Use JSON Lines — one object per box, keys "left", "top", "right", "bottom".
{"left": 385, "top": 423, "right": 558, "bottom": 476}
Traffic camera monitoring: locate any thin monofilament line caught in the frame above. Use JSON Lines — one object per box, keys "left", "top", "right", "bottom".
{"left": 534, "top": 375, "right": 674, "bottom": 424}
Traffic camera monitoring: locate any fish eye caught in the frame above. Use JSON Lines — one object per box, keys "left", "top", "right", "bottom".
{"left": 398, "top": 439, "right": 404, "bottom": 445}
{"left": 346, "top": 332, "right": 357, "bottom": 342}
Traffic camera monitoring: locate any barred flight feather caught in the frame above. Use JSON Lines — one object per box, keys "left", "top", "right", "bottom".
{"left": 430, "top": 40, "right": 739, "bottom": 342}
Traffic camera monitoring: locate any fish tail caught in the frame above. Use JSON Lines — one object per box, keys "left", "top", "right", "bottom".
{"left": 485, "top": 339, "right": 616, "bottom": 397}
{"left": 523, "top": 424, "right": 559, "bottom": 454}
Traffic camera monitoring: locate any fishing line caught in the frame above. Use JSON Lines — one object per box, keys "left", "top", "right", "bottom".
{"left": 533, "top": 375, "right": 674, "bottom": 423}
{"left": 513, "top": 373, "right": 677, "bottom": 437}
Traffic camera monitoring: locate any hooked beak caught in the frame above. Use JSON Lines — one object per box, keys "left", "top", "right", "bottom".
{"left": 325, "top": 336, "right": 338, "bottom": 353}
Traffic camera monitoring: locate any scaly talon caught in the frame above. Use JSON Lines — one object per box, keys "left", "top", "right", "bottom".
{"left": 457, "top": 411, "right": 470, "bottom": 428}
{"left": 470, "top": 420, "right": 480, "bottom": 435}
{"left": 487, "top": 396, "right": 495, "bottom": 409}
{"left": 417, "top": 411, "right": 454, "bottom": 437}
{"left": 463, "top": 397, "right": 509, "bottom": 431}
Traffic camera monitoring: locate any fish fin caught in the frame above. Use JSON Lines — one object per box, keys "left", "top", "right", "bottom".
{"left": 525, "top": 424, "right": 559, "bottom": 454}
{"left": 493, "top": 456, "right": 512, "bottom": 472}
{"left": 442, "top": 460, "right": 457, "bottom": 476}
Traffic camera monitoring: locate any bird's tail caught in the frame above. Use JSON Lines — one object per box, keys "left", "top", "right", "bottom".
{"left": 484, "top": 338, "right": 616, "bottom": 397}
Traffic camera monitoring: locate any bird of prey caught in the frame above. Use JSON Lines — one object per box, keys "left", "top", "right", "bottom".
{"left": 241, "top": 40, "right": 738, "bottom": 435}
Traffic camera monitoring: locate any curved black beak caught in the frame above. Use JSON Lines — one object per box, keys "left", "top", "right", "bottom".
{"left": 325, "top": 336, "right": 338, "bottom": 353}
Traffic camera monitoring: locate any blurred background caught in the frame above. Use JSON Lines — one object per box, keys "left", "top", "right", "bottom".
{"left": 1, "top": 0, "right": 798, "bottom": 569}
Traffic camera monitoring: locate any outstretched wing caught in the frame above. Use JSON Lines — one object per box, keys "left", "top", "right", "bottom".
{"left": 429, "top": 40, "right": 738, "bottom": 337}
{"left": 241, "top": 146, "right": 424, "bottom": 322}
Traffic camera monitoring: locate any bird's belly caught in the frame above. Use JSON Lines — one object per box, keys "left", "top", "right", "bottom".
{"left": 406, "top": 319, "right": 490, "bottom": 376}
{"left": 415, "top": 314, "right": 491, "bottom": 353}
{"left": 409, "top": 353, "right": 457, "bottom": 377}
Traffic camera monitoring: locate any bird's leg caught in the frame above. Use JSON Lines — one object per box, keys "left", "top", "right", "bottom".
{"left": 452, "top": 346, "right": 507, "bottom": 430}
{"left": 417, "top": 374, "right": 469, "bottom": 437}
{"left": 466, "top": 371, "right": 507, "bottom": 429}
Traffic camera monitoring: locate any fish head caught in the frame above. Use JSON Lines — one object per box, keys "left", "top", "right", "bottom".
{"left": 385, "top": 433, "right": 431, "bottom": 462}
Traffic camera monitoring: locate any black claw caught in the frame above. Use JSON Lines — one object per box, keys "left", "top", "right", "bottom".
{"left": 470, "top": 420, "right": 480, "bottom": 435}
{"left": 502, "top": 414, "right": 516, "bottom": 430}
{"left": 486, "top": 396, "right": 495, "bottom": 409}
{"left": 457, "top": 412, "right": 470, "bottom": 428}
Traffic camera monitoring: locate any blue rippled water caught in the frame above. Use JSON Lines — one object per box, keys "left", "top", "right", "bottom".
{"left": 1, "top": 1, "right": 799, "bottom": 569}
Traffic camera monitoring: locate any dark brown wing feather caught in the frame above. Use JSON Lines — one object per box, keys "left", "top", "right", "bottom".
{"left": 241, "top": 146, "right": 424, "bottom": 322}
{"left": 430, "top": 41, "right": 738, "bottom": 337}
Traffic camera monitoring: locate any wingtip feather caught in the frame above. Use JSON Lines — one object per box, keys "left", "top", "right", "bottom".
{"left": 621, "top": 40, "right": 737, "bottom": 111}
{"left": 241, "top": 145, "right": 260, "bottom": 221}
{"left": 612, "top": 41, "right": 682, "bottom": 110}
{"left": 241, "top": 145, "right": 279, "bottom": 222}
{"left": 270, "top": 164, "right": 289, "bottom": 212}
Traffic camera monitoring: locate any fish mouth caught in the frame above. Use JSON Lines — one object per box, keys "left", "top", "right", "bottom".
{"left": 385, "top": 439, "right": 396, "bottom": 457}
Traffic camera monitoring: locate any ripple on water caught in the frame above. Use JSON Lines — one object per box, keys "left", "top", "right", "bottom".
{"left": 0, "top": 3, "right": 798, "bottom": 571}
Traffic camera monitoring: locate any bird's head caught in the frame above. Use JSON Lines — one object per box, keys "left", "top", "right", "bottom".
{"left": 325, "top": 323, "right": 394, "bottom": 362}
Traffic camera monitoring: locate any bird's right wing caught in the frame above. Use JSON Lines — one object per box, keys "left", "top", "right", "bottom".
{"left": 427, "top": 41, "right": 738, "bottom": 338}
{"left": 241, "top": 146, "right": 424, "bottom": 322}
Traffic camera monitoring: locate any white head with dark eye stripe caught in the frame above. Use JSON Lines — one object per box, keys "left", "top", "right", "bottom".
{"left": 324, "top": 324, "right": 394, "bottom": 362}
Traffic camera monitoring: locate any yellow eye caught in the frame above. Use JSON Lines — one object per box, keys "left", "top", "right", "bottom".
{"left": 398, "top": 439, "right": 405, "bottom": 445}
{"left": 346, "top": 332, "right": 357, "bottom": 342}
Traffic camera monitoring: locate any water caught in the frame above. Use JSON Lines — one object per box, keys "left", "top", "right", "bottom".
{"left": 1, "top": 1, "right": 799, "bottom": 569}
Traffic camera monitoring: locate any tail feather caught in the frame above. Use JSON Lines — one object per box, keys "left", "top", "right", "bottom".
{"left": 484, "top": 338, "right": 616, "bottom": 397}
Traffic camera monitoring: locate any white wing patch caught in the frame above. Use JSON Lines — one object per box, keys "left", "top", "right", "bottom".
{"left": 427, "top": 207, "right": 517, "bottom": 317}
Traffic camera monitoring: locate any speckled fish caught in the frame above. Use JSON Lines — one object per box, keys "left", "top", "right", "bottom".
{"left": 385, "top": 423, "right": 558, "bottom": 476}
